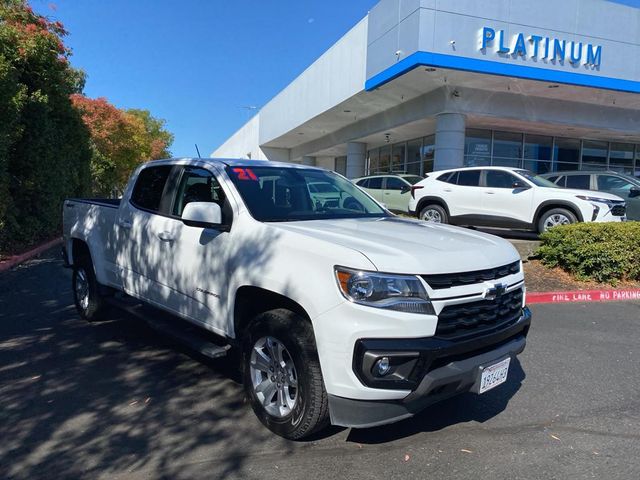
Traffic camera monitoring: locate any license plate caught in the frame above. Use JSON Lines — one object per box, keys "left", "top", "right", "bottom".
{"left": 479, "top": 358, "right": 510, "bottom": 394}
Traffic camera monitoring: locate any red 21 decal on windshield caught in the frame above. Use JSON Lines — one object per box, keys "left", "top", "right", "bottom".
{"left": 232, "top": 168, "right": 258, "bottom": 181}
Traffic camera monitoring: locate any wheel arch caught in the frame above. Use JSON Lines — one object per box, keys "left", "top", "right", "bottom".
{"left": 233, "top": 286, "right": 311, "bottom": 342}
{"left": 415, "top": 196, "right": 450, "bottom": 218}
{"left": 534, "top": 201, "right": 584, "bottom": 225}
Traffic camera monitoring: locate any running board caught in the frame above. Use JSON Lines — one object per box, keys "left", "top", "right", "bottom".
{"left": 106, "top": 296, "right": 231, "bottom": 360}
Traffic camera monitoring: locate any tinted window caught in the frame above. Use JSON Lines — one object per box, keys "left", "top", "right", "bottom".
{"left": 403, "top": 175, "right": 424, "bottom": 185}
{"left": 553, "top": 176, "right": 566, "bottom": 187}
{"left": 438, "top": 172, "right": 457, "bottom": 184}
{"left": 385, "top": 177, "right": 407, "bottom": 190}
{"left": 485, "top": 170, "right": 518, "bottom": 188}
{"left": 131, "top": 166, "right": 173, "bottom": 212}
{"left": 356, "top": 179, "right": 369, "bottom": 188}
{"left": 457, "top": 170, "right": 481, "bottom": 187}
{"left": 597, "top": 175, "right": 633, "bottom": 192}
{"left": 565, "top": 175, "right": 590, "bottom": 190}
{"left": 367, "top": 177, "right": 383, "bottom": 189}
{"left": 173, "top": 167, "right": 226, "bottom": 218}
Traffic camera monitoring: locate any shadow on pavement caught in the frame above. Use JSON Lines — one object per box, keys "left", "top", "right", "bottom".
{"left": 0, "top": 253, "right": 295, "bottom": 480}
{"left": 347, "top": 360, "right": 526, "bottom": 445}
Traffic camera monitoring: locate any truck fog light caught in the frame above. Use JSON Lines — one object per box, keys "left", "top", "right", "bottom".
{"left": 374, "top": 357, "right": 391, "bottom": 376}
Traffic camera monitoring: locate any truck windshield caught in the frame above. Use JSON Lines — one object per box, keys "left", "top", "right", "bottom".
{"left": 226, "top": 166, "right": 389, "bottom": 222}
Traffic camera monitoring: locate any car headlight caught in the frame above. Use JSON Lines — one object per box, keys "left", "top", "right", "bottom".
{"left": 575, "top": 195, "right": 614, "bottom": 205}
{"left": 334, "top": 266, "right": 435, "bottom": 314}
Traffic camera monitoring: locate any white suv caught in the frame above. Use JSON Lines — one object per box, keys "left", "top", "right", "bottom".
{"left": 409, "top": 166, "right": 626, "bottom": 232}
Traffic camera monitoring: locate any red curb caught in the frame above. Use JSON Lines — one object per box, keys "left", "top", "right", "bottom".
{"left": 527, "top": 289, "right": 640, "bottom": 304}
{"left": 0, "top": 237, "right": 62, "bottom": 273}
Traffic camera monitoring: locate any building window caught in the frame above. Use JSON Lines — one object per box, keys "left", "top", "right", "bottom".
{"left": 422, "top": 135, "right": 435, "bottom": 174}
{"left": 492, "top": 131, "right": 523, "bottom": 168}
{"left": 379, "top": 145, "right": 391, "bottom": 173}
{"left": 464, "top": 129, "right": 491, "bottom": 166}
{"left": 524, "top": 134, "right": 553, "bottom": 174}
{"left": 581, "top": 140, "right": 608, "bottom": 170}
{"left": 554, "top": 137, "right": 580, "bottom": 171}
{"left": 335, "top": 156, "right": 347, "bottom": 176}
{"left": 406, "top": 139, "right": 422, "bottom": 176}
{"left": 609, "top": 143, "right": 634, "bottom": 174}
{"left": 367, "top": 148, "right": 380, "bottom": 174}
{"left": 391, "top": 143, "right": 405, "bottom": 172}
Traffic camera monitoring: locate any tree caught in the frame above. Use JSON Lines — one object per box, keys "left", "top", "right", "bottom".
{"left": 71, "top": 96, "right": 173, "bottom": 196}
{"left": 127, "top": 108, "right": 173, "bottom": 160}
{"left": 0, "top": 0, "right": 91, "bottom": 252}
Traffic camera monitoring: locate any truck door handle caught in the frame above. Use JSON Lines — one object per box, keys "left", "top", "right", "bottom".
{"left": 157, "top": 231, "right": 175, "bottom": 242}
{"left": 118, "top": 220, "right": 132, "bottom": 229}
{"left": 443, "top": 188, "right": 452, "bottom": 192}
{"left": 485, "top": 191, "right": 496, "bottom": 194}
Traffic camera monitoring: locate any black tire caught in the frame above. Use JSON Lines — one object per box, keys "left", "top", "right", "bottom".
{"left": 242, "top": 309, "right": 329, "bottom": 440}
{"left": 72, "top": 256, "right": 107, "bottom": 322}
{"left": 418, "top": 204, "right": 448, "bottom": 224}
{"left": 537, "top": 208, "right": 577, "bottom": 233}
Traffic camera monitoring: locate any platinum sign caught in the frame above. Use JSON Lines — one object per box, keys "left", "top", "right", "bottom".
{"left": 481, "top": 27, "right": 602, "bottom": 67}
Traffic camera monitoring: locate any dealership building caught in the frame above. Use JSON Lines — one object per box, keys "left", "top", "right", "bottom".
{"left": 213, "top": 0, "right": 640, "bottom": 179}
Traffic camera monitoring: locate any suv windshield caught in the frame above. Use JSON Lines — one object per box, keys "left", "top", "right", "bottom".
{"left": 226, "top": 166, "right": 389, "bottom": 222}
{"left": 515, "top": 169, "right": 559, "bottom": 188}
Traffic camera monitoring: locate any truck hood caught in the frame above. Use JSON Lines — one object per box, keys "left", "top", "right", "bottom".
{"left": 268, "top": 217, "right": 520, "bottom": 274}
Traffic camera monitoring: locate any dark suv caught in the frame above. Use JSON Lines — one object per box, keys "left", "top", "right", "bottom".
{"left": 541, "top": 171, "right": 640, "bottom": 220}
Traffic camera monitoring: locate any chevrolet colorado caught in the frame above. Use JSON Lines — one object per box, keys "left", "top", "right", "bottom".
{"left": 63, "top": 158, "right": 531, "bottom": 439}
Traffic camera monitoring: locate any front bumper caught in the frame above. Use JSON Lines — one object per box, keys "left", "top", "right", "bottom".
{"left": 328, "top": 306, "right": 531, "bottom": 428}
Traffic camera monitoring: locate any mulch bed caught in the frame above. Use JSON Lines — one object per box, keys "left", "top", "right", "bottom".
{"left": 523, "top": 259, "right": 640, "bottom": 292}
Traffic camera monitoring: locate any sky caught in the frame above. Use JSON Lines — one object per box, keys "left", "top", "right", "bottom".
{"left": 31, "top": 0, "right": 377, "bottom": 157}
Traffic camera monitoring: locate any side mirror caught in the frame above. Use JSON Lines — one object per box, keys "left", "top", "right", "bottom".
{"left": 182, "top": 202, "right": 227, "bottom": 230}
{"left": 630, "top": 186, "right": 640, "bottom": 198}
{"left": 512, "top": 181, "right": 529, "bottom": 189}
{"left": 400, "top": 185, "right": 411, "bottom": 194}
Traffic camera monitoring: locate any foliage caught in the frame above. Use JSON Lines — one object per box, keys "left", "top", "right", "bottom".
{"left": 71, "top": 96, "right": 173, "bottom": 196}
{"left": 536, "top": 222, "right": 640, "bottom": 283}
{"left": 0, "top": 0, "right": 91, "bottom": 252}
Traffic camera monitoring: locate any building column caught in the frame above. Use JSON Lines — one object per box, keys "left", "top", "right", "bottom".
{"left": 302, "top": 156, "right": 316, "bottom": 166}
{"left": 433, "top": 113, "right": 466, "bottom": 171}
{"left": 346, "top": 142, "right": 366, "bottom": 179}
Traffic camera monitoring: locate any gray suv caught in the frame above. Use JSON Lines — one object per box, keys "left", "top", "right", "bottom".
{"left": 541, "top": 171, "right": 640, "bottom": 220}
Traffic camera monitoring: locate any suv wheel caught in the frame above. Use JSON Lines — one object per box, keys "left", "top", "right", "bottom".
{"left": 419, "top": 204, "right": 448, "bottom": 224}
{"left": 72, "top": 256, "right": 108, "bottom": 321}
{"left": 537, "top": 208, "right": 577, "bottom": 233}
{"left": 243, "top": 309, "right": 329, "bottom": 440}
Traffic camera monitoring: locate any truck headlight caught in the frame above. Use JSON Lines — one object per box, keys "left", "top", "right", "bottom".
{"left": 334, "top": 267, "right": 434, "bottom": 314}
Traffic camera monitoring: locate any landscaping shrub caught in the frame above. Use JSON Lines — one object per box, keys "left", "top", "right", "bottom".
{"left": 536, "top": 222, "right": 640, "bottom": 283}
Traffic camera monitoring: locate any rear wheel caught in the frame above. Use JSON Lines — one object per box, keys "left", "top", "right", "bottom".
{"left": 243, "top": 309, "right": 329, "bottom": 440}
{"left": 419, "top": 204, "right": 448, "bottom": 224}
{"left": 537, "top": 208, "right": 577, "bottom": 233}
{"left": 72, "top": 256, "right": 108, "bottom": 321}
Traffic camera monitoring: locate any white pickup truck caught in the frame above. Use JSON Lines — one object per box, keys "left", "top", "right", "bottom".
{"left": 63, "top": 158, "right": 531, "bottom": 439}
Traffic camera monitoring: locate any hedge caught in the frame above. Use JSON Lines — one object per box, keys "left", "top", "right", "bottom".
{"left": 536, "top": 222, "right": 640, "bottom": 284}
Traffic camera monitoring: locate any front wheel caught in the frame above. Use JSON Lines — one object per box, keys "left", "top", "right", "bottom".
{"left": 243, "top": 309, "right": 329, "bottom": 440}
{"left": 419, "top": 204, "right": 448, "bottom": 224}
{"left": 537, "top": 208, "right": 577, "bottom": 233}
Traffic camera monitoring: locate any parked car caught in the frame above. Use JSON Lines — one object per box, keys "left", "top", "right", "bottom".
{"left": 63, "top": 158, "right": 531, "bottom": 440}
{"left": 408, "top": 166, "right": 627, "bottom": 233}
{"left": 541, "top": 170, "right": 640, "bottom": 221}
{"left": 353, "top": 174, "right": 424, "bottom": 212}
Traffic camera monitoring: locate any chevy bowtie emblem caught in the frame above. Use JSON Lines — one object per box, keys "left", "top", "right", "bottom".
{"left": 484, "top": 283, "right": 507, "bottom": 300}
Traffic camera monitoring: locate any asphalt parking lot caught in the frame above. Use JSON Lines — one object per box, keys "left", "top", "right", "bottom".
{"left": 1, "top": 249, "right": 639, "bottom": 480}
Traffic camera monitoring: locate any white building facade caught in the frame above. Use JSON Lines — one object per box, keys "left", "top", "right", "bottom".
{"left": 213, "top": 0, "right": 640, "bottom": 178}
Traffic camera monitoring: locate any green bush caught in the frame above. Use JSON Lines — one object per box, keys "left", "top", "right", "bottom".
{"left": 536, "top": 222, "right": 640, "bottom": 284}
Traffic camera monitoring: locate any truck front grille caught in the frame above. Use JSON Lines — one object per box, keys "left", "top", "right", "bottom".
{"left": 436, "top": 288, "right": 524, "bottom": 339}
{"left": 421, "top": 261, "right": 520, "bottom": 290}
